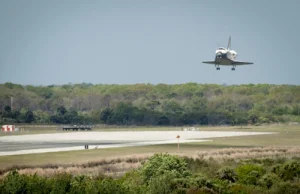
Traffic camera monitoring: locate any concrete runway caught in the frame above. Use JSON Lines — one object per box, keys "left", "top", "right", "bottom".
{"left": 0, "top": 131, "right": 275, "bottom": 156}
{"left": 0, "top": 141, "right": 120, "bottom": 152}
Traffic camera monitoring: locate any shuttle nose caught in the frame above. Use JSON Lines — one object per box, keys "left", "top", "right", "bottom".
{"left": 216, "top": 52, "right": 222, "bottom": 58}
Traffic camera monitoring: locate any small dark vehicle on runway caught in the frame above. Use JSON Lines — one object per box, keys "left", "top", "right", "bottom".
{"left": 62, "top": 125, "right": 93, "bottom": 131}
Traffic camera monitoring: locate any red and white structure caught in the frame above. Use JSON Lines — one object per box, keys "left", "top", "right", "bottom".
{"left": 1, "top": 125, "right": 15, "bottom": 132}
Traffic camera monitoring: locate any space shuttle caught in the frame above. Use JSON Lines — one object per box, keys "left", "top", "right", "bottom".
{"left": 202, "top": 36, "right": 253, "bottom": 70}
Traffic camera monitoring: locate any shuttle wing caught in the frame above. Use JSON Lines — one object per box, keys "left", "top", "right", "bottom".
{"left": 232, "top": 61, "right": 254, "bottom": 65}
{"left": 202, "top": 61, "right": 215, "bottom": 64}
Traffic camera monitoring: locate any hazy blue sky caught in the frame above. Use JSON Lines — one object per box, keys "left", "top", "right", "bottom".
{"left": 0, "top": 0, "right": 299, "bottom": 85}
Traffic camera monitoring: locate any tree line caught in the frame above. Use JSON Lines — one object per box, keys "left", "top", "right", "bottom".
{"left": 0, "top": 82, "right": 299, "bottom": 125}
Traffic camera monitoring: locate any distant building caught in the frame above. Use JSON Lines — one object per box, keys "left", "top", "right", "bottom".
{"left": 1, "top": 125, "right": 15, "bottom": 132}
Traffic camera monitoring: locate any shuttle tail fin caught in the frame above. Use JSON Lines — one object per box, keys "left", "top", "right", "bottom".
{"left": 227, "top": 36, "right": 231, "bottom": 50}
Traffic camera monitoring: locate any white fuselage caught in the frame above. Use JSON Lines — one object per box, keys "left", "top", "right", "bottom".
{"left": 215, "top": 47, "right": 238, "bottom": 65}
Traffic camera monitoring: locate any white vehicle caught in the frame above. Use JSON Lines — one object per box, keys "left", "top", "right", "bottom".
{"left": 202, "top": 36, "right": 253, "bottom": 71}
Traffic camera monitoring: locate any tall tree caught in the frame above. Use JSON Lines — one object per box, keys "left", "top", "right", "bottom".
{"left": 25, "top": 110, "right": 34, "bottom": 123}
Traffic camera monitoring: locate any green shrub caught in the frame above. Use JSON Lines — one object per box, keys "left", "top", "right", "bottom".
{"left": 147, "top": 171, "right": 177, "bottom": 194}
{"left": 185, "top": 157, "right": 222, "bottom": 178}
{"left": 120, "top": 170, "right": 146, "bottom": 194}
{"left": 0, "top": 180, "right": 4, "bottom": 194}
{"left": 2, "top": 170, "right": 27, "bottom": 194}
{"left": 270, "top": 181, "right": 300, "bottom": 194}
{"left": 25, "top": 174, "right": 51, "bottom": 194}
{"left": 258, "top": 173, "right": 281, "bottom": 189}
{"left": 261, "top": 158, "right": 276, "bottom": 167}
{"left": 277, "top": 161, "right": 300, "bottom": 181}
{"left": 228, "top": 183, "right": 267, "bottom": 194}
{"left": 210, "top": 179, "right": 231, "bottom": 194}
{"left": 190, "top": 174, "right": 213, "bottom": 189}
{"left": 184, "top": 157, "right": 209, "bottom": 173}
{"left": 216, "top": 166, "right": 237, "bottom": 183}
{"left": 173, "top": 177, "right": 193, "bottom": 190}
{"left": 186, "top": 187, "right": 216, "bottom": 194}
{"left": 48, "top": 173, "right": 72, "bottom": 194}
{"left": 98, "top": 178, "right": 129, "bottom": 194}
{"left": 69, "top": 175, "right": 86, "bottom": 194}
{"left": 147, "top": 171, "right": 202, "bottom": 194}
{"left": 69, "top": 175, "right": 98, "bottom": 194}
{"left": 141, "top": 153, "right": 191, "bottom": 183}
{"left": 236, "top": 164, "right": 265, "bottom": 185}
{"left": 271, "top": 164, "right": 281, "bottom": 175}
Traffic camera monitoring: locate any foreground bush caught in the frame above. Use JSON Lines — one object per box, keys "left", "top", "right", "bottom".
{"left": 236, "top": 164, "right": 265, "bottom": 185}
{"left": 1, "top": 155, "right": 300, "bottom": 193}
{"left": 258, "top": 173, "right": 281, "bottom": 189}
{"left": 216, "top": 166, "right": 237, "bottom": 183}
{"left": 141, "top": 153, "right": 191, "bottom": 183}
{"left": 276, "top": 161, "right": 300, "bottom": 181}
{"left": 1, "top": 170, "right": 27, "bottom": 194}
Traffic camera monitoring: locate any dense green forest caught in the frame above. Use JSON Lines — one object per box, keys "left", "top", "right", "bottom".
{"left": 1, "top": 154, "right": 300, "bottom": 194}
{"left": 0, "top": 82, "right": 299, "bottom": 125}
